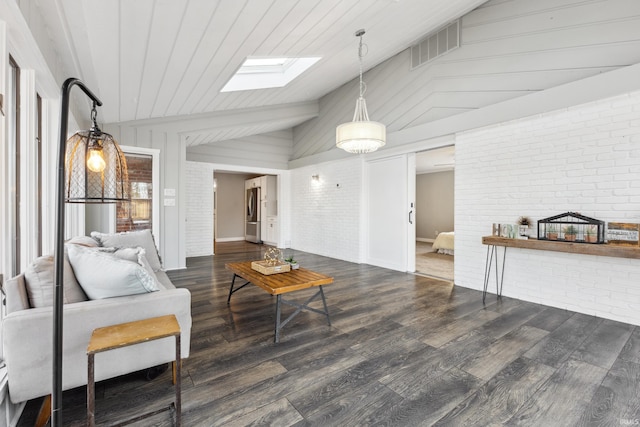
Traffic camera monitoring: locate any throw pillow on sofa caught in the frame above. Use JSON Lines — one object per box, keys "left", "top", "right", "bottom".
{"left": 67, "top": 244, "right": 159, "bottom": 299}
{"left": 112, "top": 247, "right": 165, "bottom": 290}
{"left": 90, "top": 229, "right": 162, "bottom": 271}
{"left": 24, "top": 251, "right": 89, "bottom": 308}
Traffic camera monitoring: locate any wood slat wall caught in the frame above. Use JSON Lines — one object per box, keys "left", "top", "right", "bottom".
{"left": 292, "top": 0, "right": 640, "bottom": 159}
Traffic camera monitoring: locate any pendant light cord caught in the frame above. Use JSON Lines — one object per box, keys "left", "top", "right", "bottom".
{"left": 357, "top": 31, "right": 368, "bottom": 98}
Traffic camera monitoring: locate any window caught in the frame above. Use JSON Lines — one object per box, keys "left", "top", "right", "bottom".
{"left": 221, "top": 56, "right": 321, "bottom": 92}
{"left": 116, "top": 154, "right": 153, "bottom": 232}
{"left": 8, "top": 56, "right": 21, "bottom": 275}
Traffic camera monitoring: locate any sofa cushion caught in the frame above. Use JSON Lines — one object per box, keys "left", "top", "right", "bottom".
{"left": 67, "top": 235, "right": 100, "bottom": 247}
{"left": 24, "top": 252, "right": 89, "bottom": 308}
{"left": 154, "top": 270, "right": 175, "bottom": 290}
{"left": 67, "top": 244, "right": 159, "bottom": 299}
{"left": 91, "top": 229, "right": 162, "bottom": 271}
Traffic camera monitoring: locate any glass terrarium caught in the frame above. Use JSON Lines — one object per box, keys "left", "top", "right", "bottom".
{"left": 537, "top": 212, "right": 604, "bottom": 244}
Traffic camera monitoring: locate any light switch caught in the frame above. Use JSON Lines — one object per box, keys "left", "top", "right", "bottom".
{"left": 164, "top": 198, "right": 176, "bottom": 206}
{"left": 164, "top": 188, "right": 176, "bottom": 197}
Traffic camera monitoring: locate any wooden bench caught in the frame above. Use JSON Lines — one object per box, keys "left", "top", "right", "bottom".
{"left": 86, "top": 315, "right": 182, "bottom": 426}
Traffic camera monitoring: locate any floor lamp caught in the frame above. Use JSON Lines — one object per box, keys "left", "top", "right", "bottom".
{"left": 52, "top": 78, "right": 129, "bottom": 426}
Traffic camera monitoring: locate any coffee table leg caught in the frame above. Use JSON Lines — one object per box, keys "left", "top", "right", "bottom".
{"left": 227, "top": 274, "right": 237, "bottom": 304}
{"left": 319, "top": 286, "right": 331, "bottom": 326}
{"left": 275, "top": 295, "right": 282, "bottom": 343}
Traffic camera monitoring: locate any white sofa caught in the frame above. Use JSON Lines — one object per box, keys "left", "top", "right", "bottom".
{"left": 1, "top": 231, "right": 191, "bottom": 404}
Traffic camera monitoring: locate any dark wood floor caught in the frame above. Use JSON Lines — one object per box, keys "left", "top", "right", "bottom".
{"left": 18, "top": 244, "right": 640, "bottom": 426}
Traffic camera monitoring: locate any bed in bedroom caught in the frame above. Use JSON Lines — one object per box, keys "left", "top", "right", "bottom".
{"left": 432, "top": 231, "right": 454, "bottom": 255}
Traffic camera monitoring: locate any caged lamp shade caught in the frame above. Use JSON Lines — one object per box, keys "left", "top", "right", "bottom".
{"left": 64, "top": 128, "right": 130, "bottom": 203}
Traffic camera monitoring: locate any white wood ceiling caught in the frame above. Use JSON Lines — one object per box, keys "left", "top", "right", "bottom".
{"left": 35, "top": 0, "right": 486, "bottom": 146}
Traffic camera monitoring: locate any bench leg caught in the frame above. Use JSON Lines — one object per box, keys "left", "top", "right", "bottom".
{"left": 87, "top": 353, "right": 95, "bottom": 427}
{"left": 34, "top": 395, "right": 51, "bottom": 427}
{"left": 175, "top": 335, "right": 182, "bottom": 427}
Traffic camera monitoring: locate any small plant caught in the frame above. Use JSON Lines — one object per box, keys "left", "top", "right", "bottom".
{"left": 517, "top": 216, "right": 532, "bottom": 227}
{"left": 284, "top": 253, "right": 299, "bottom": 269}
{"left": 517, "top": 216, "right": 531, "bottom": 238}
{"left": 563, "top": 225, "right": 578, "bottom": 241}
{"left": 585, "top": 225, "right": 598, "bottom": 243}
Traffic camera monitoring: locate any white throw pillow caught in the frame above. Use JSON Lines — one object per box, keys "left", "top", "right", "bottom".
{"left": 67, "top": 244, "right": 159, "bottom": 300}
{"left": 90, "top": 229, "right": 162, "bottom": 271}
{"left": 112, "top": 247, "right": 165, "bottom": 290}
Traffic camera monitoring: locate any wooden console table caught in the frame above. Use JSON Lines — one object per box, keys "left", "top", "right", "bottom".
{"left": 481, "top": 236, "right": 640, "bottom": 304}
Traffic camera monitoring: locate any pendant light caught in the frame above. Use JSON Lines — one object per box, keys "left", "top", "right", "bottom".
{"left": 64, "top": 102, "right": 130, "bottom": 202}
{"left": 336, "top": 29, "right": 386, "bottom": 154}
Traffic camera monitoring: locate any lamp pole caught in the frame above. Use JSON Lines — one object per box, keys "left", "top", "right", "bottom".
{"left": 52, "top": 78, "right": 102, "bottom": 426}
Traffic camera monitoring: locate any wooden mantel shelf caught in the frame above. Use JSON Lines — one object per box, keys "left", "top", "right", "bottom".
{"left": 482, "top": 236, "right": 640, "bottom": 260}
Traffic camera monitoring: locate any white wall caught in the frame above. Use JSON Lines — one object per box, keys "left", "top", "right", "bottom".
{"left": 185, "top": 161, "right": 214, "bottom": 257}
{"left": 187, "top": 130, "right": 293, "bottom": 170}
{"left": 455, "top": 91, "right": 640, "bottom": 326}
{"left": 416, "top": 171, "right": 454, "bottom": 240}
{"left": 104, "top": 125, "right": 186, "bottom": 270}
{"left": 290, "top": 157, "right": 363, "bottom": 263}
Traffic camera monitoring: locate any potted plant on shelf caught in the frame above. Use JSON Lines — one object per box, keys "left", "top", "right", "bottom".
{"left": 563, "top": 225, "right": 578, "bottom": 241}
{"left": 517, "top": 216, "right": 531, "bottom": 238}
{"left": 585, "top": 225, "right": 598, "bottom": 243}
{"left": 546, "top": 224, "right": 559, "bottom": 240}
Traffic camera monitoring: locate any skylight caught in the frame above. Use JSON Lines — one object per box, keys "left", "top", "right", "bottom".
{"left": 221, "top": 56, "right": 321, "bottom": 92}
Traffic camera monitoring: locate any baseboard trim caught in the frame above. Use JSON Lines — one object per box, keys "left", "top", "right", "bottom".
{"left": 215, "top": 237, "right": 246, "bottom": 243}
{"left": 416, "top": 238, "right": 435, "bottom": 243}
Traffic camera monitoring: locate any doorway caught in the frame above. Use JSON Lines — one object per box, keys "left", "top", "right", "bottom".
{"left": 415, "top": 146, "right": 455, "bottom": 281}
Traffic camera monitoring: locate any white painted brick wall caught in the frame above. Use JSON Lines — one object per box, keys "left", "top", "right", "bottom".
{"left": 185, "top": 162, "right": 214, "bottom": 257}
{"left": 455, "top": 91, "right": 640, "bottom": 326}
{"left": 290, "top": 157, "right": 362, "bottom": 263}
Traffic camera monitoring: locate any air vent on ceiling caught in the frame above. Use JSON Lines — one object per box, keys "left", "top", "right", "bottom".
{"left": 411, "top": 20, "right": 459, "bottom": 69}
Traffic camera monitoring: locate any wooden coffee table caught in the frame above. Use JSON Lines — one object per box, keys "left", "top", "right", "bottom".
{"left": 225, "top": 261, "right": 334, "bottom": 342}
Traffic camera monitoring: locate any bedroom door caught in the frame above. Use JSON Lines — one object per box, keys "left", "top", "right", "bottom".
{"left": 365, "top": 154, "right": 416, "bottom": 272}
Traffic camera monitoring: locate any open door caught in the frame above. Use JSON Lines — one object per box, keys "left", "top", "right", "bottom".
{"left": 365, "top": 154, "right": 416, "bottom": 271}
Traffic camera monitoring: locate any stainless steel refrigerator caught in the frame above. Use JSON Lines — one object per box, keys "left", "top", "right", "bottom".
{"left": 245, "top": 187, "right": 261, "bottom": 243}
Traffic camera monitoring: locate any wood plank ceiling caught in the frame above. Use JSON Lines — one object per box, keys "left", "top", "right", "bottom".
{"left": 34, "top": 0, "right": 487, "bottom": 146}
